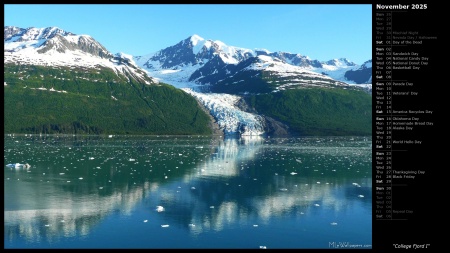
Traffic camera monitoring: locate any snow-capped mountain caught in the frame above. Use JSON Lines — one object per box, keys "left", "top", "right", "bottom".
{"left": 134, "top": 34, "right": 256, "bottom": 87}
{"left": 344, "top": 59, "right": 372, "bottom": 84}
{"left": 4, "top": 26, "right": 155, "bottom": 85}
{"left": 5, "top": 27, "right": 372, "bottom": 137}
{"left": 134, "top": 34, "right": 371, "bottom": 93}
{"left": 4, "top": 26, "right": 74, "bottom": 41}
{"left": 256, "top": 50, "right": 323, "bottom": 68}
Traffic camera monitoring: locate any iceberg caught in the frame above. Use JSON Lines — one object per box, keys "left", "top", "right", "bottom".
{"left": 6, "top": 163, "right": 30, "bottom": 169}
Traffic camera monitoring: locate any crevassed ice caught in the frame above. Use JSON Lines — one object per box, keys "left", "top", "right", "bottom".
{"left": 182, "top": 88, "right": 264, "bottom": 136}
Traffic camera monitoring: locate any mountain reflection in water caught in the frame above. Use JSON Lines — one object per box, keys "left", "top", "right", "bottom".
{"left": 4, "top": 134, "right": 371, "bottom": 249}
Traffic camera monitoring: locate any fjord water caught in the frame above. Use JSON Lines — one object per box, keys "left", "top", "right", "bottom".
{"left": 4, "top": 134, "right": 372, "bottom": 249}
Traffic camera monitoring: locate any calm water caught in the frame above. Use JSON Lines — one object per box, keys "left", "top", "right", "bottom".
{"left": 4, "top": 134, "right": 372, "bottom": 249}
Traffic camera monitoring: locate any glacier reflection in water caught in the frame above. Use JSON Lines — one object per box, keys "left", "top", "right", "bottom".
{"left": 4, "top": 134, "right": 371, "bottom": 249}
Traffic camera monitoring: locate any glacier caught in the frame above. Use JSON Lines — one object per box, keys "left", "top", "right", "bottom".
{"left": 182, "top": 88, "right": 265, "bottom": 136}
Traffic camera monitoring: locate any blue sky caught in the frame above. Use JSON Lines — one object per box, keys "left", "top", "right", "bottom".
{"left": 5, "top": 4, "right": 372, "bottom": 64}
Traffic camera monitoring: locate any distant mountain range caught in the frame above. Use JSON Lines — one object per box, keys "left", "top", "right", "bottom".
{"left": 5, "top": 27, "right": 371, "bottom": 93}
{"left": 4, "top": 26, "right": 372, "bottom": 136}
{"left": 134, "top": 34, "right": 372, "bottom": 94}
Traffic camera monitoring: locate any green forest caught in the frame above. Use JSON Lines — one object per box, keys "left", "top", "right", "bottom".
{"left": 247, "top": 88, "right": 372, "bottom": 136}
{"left": 4, "top": 63, "right": 371, "bottom": 136}
{"left": 4, "top": 63, "right": 212, "bottom": 135}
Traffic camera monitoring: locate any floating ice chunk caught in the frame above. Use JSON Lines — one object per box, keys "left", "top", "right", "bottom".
{"left": 129, "top": 158, "right": 135, "bottom": 161}
{"left": 89, "top": 157, "right": 94, "bottom": 160}
{"left": 295, "top": 159, "right": 302, "bottom": 163}
{"left": 79, "top": 177, "right": 83, "bottom": 180}
{"left": 210, "top": 206, "right": 214, "bottom": 209}
{"left": 358, "top": 195, "right": 364, "bottom": 198}
{"left": 290, "top": 172, "right": 298, "bottom": 175}
{"left": 44, "top": 224, "right": 50, "bottom": 227}
{"left": 191, "top": 187, "right": 196, "bottom": 190}
{"left": 66, "top": 181, "right": 71, "bottom": 183}
{"left": 253, "top": 224, "right": 258, "bottom": 227}
{"left": 156, "top": 206, "right": 165, "bottom": 212}
{"left": 259, "top": 246, "right": 267, "bottom": 249}
{"left": 279, "top": 188, "right": 288, "bottom": 191}
{"left": 330, "top": 222, "right": 338, "bottom": 225}
{"left": 188, "top": 223, "right": 195, "bottom": 227}
{"left": 161, "top": 224, "right": 169, "bottom": 228}
{"left": 314, "top": 203, "right": 320, "bottom": 207}
{"left": 59, "top": 173, "right": 65, "bottom": 175}
{"left": 7, "top": 163, "right": 31, "bottom": 169}
{"left": 316, "top": 182, "right": 321, "bottom": 184}
{"left": 144, "top": 220, "right": 148, "bottom": 223}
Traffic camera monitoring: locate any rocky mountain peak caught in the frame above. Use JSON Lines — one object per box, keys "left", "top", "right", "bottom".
{"left": 4, "top": 26, "right": 74, "bottom": 42}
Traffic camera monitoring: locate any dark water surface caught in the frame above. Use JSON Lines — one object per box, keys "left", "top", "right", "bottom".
{"left": 4, "top": 134, "right": 372, "bottom": 249}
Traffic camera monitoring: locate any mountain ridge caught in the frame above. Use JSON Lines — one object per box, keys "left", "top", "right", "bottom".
{"left": 3, "top": 26, "right": 214, "bottom": 135}
{"left": 5, "top": 26, "right": 372, "bottom": 89}
{"left": 4, "top": 26, "right": 156, "bottom": 85}
{"left": 134, "top": 34, "right": 372, "bottom": 93}
{"left": 4, "top": 26, "right": 372, "bottom": 136}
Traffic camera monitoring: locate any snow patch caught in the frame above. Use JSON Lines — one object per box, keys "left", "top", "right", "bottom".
{"left": 191, "top": 35, "right": 208, "bottom": 55}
